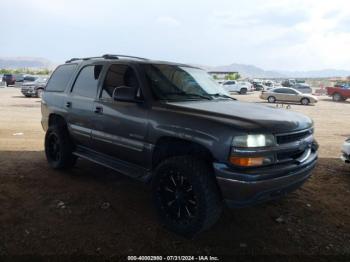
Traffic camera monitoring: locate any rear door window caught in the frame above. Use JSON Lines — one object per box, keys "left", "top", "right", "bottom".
{"left": 274, "top": 88, "right": 285, "bottom": 93}
{"left": 71, "top": 65, "right": 103, "bottom": 98}
{"left": 285, "top": 89, "right": 297, "bottom": 94}
{"left": 46, "top": 64, "right": 77, "bottom": 92}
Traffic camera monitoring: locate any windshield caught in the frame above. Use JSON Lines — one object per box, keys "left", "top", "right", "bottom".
{"left": 35, "top": 78, "right": 48, "bottom": 83}
{"left": 144, "top": 64, "right": 230, "bottom": 101}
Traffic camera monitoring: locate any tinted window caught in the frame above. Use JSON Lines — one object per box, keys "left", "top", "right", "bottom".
{"left": 46, "top": 64, "right": 77, "bottom": 92}
{"left": 101, "top": 64, "right": 140, "bottom": 100}
{"left": 286, "top": 89, "right": 297, "bottom": 94}
{"left": 274, "top": 88, "right": 295, "bottom": 94}
{"left": 224, "top": 81, "right": 235, "bottom": 85}
{"left": 273, "top": 88, "right": 285, "bottom": 93}
{"left": 72, "top": 65, "right": 103, "bottom": 98}
{"left": 24, "top": 76, "right": 37, "bottom": 82}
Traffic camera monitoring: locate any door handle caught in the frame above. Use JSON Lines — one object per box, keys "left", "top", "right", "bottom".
{"left": 94, "top": 106, "right": 103, "bottom": 114}
{"left": 65, "top": 101, "right": 72, "bottom": 108}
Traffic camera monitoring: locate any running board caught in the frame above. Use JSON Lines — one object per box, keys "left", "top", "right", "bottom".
{"left": 73, "top": 146, "right": 151, "bottom": 182}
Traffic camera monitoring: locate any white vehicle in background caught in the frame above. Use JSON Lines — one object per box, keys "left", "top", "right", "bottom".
{"left": 222, "top": 80, "right": 249, "bottom": 94}
{"left": 341, "top": 138, "right": 350, "bottom": 164}
{"left": 238, "top": 81, "right": 253, "bottom": 91}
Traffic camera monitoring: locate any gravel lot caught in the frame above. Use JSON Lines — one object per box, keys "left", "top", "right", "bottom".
{"left": 0, "top": 87, "right": 350, "bottom": 258}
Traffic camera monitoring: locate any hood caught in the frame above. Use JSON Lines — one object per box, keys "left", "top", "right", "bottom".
{"left": 22, "top": 81, "right": 36, "bottom": 86}
{"left": 164, "top": 100, "right": 313, "bottom": 134}
{"left": 22, "top": 81, "right": 46, "bottom": 87}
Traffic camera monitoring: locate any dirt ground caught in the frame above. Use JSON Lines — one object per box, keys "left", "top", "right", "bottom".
{"left": 0, "top": 87, "right": 350, "bottom": 259}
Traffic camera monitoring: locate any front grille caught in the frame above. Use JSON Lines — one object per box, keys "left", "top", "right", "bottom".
{"left": 276, "top": 129, "right": 312, "bottom": 144}
{"left": 277, "top": 149, "right": 304, "bottom": 161}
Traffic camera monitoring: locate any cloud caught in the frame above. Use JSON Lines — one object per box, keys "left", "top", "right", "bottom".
{"left": 212, "top": 8, "right": 308, "bottom": 29}
{"left": 156, "top": 16, "right": 181, "bottom": 27}
{"left": 2, "top": 0, "right": 350, "bottom": 70}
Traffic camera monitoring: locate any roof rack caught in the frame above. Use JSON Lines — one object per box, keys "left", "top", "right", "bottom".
{"left": 102, "top": 54, "right": 149, "bottom": 61}
{"left": 65, "top": 54, "right": 149, "bottom": 63}
{"left": 65, "top": 56, "right": 102, "bottom": 63}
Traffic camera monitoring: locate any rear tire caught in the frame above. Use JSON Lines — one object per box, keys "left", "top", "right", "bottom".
{"left": 152, "top": 156, "right": 222, "bottom": 237}
{"left": 301, "top": 98, "right": 310, "bottom": 105}
{"left": 267, "top": 96, "right": 276, "bottom": 103}
{"left": 45, "top": 125, "right": 77, "bottom": 169}
{"left": 239, "top": 88, "right": 247, "bottom": 95}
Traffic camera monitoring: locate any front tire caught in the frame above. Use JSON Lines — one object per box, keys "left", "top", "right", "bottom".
{"left": 45, "top": 125, "right": 77, "bottom": 169}
{"left": 152, "top": 156, "right": 222, "bottom": 237}
{"left": 37, "top": 88, "right": 43, "bottom": 98}
{"left": 301, "top": 98, "right": 310, "bottom": 105}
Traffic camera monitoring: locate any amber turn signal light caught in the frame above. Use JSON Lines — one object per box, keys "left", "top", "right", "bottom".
{"left": 229, "top": 156, "right": 265, "bottom": 167}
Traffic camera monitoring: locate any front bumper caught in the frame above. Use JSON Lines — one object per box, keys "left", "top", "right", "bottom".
{"left": 341, "top": 153, "right": 350, "bottom": 163}
{"left": 341, "top": 141, "right": 350, "bottom": 163}
{"left": 21, "top": 88, "right": 36, "bottom": 96}
{"left": 214, "top": 150, "right": 317, "bottom": 208}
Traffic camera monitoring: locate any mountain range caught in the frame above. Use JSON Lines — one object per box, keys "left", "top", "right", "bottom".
{"left": 203, "top": 63, "right": 350, "bottom": 78}
{"left": 0, "top": 57, "right": 53, "bottom": 69}
{"left": 1, "top": 56, "right": 349, "bottom": 78}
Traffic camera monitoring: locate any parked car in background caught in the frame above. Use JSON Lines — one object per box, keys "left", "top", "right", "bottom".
{"left": 282, "top": 79, "right": 297, "bottom": 87}
{"left": 262, "top": 80, "right": 274, "bottom": 87}
{"left": 252, "top": 81, "right": 265, "bottom": 91}
{"left": 2, "top": 74, "right": 16, "bottom": 86}
{"left": 334, "top": 83, "right": 350, "bottom": 88}
{"left": 21, "top": 77, "right": 47, "bottom": 97}
{"left": 327, "top": 86, "right": 350, "bottom": 101}
{"left": 237, "top": 81, "right": 253, "bottom": 91}
{"left": 222, "top": 80, "right": 248, "bottom": 94}
{"left": 23, "top": 75, "right": 38, "bottom": 82}
{"left": 14, "top": 74, "right": 26, "bottom": 82}
{"left": 260, "top": 87, "right": 318, "bottom": 105}
{"left": 341, "top": 138, "right": 350, "bottom": 164}
{"left": 293, "top": 83, "right": 312, "bottom": 94}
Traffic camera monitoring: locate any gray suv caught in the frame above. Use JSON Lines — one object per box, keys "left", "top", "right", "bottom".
{"left": 41, "top": 54, "right": 318, "bottom": 236}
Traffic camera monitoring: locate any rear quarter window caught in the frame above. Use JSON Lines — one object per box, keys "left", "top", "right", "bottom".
{"left": 45, "top": 64, "right": 77, "bottom": 92}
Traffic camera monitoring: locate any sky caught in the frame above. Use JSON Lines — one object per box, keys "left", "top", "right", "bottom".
{"left": 2, "top": 0, "right": 350, "bottom": 71}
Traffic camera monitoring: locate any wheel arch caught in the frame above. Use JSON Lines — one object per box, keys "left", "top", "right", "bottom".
{"left": 151, "top": 136, "right": 215, "bottom": 170}
{"left": 48, "top": 113, "right": 67, "bottom": 128}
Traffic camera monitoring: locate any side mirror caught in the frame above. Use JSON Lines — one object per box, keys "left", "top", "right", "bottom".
{"left": 113, "top": 86, "right": 140, "bottom": 103}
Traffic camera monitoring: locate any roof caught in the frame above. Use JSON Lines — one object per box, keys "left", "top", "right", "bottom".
{"left": 64, "top": 54, "right": 199, "bottom": 68}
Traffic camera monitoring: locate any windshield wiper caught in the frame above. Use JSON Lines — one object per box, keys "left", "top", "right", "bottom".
{"left": 210, "top": 93, "right": 236, "bottom": 100}
{"left": 163, "top": 92, "right": 212, "bottom": 100}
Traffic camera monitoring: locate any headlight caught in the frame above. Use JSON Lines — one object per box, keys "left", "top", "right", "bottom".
{"left": 232, "top": 134, "right": 275, "bottom": 148}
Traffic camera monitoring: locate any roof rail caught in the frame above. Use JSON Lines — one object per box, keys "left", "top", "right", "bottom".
{"left": 65, "top": 54, "right": 149, "bottom": 63}
{"left": 102, "top": 54, "right": 149, "bottom": 61}
{"left": 65, "top": 56, "right": 102, "bottom": 63}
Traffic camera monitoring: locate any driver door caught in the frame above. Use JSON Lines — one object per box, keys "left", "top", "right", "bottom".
{"left": 90, "top": 63, "right": 150, "bottom": 169}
